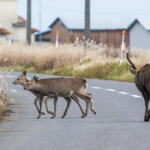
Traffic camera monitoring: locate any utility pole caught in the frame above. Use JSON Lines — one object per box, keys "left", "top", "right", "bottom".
{"left": 84, "top": 0, "right": 90, "bottom": 45}
{"left": 26, "top": 0, "right": 31, "bottom": 45}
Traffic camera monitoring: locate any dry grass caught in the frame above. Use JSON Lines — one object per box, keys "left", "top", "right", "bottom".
{"left": 0, "top": 43, "right": 150, "bottom": 81}
{"left": 0, "top": 43, "right": 121, "bottom": 70}
{"left": 0, "top": 77, "right": 8, "bottom": 120}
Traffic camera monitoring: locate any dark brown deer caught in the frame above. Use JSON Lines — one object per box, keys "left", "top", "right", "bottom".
{"left": 13, "top": 71, "right": 86, "bottom": 119}
{"left": 24, "top": 75, "right": 96, "bottom": 119}
{"left": 127, "top": 52, "right": 150, "bottom": 121}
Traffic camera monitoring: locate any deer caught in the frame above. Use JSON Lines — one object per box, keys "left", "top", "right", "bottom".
{"left": 23, "top": 73, "right": 96, "bottom": 119}
{"left": 13, "top": 71, "right": 87, "bottom": 119}
{"left": 126, "top": 52, "right": 150, "bottom": 122}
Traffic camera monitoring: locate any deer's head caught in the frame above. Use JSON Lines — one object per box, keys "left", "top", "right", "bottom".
{"left": 13, "top": 71, "right": 29, "bottom": 85}
{"left": 23, "top": 75, "right": 39, "bottom": 90}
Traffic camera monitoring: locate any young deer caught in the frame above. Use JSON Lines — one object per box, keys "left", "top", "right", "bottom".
{"left": 13, "top": 71, "right": 86, "bottom": 119}
{"left": 13, "top": 71, "right": 52, "bottom": 118}
{"left": 24, "top": 74, "right": 96, "bottom": 119}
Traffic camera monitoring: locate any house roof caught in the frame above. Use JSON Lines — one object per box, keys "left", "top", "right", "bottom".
{"left": 48, "top": 16, "right": 135, "bottom": 30}
{"left": 36, "top": 29, "right": 51, "bottom": 36}
{"left": 12, "top": 16, "right": 38, "bottom": 33}
{"left": 0, "top": 28, "right": 11, "bottom": 35}
{"left": 137, "top": 17, "right": 150, "bottom": 30}
{"left": 37, "top": 16, "right": 150, "bottom": 36}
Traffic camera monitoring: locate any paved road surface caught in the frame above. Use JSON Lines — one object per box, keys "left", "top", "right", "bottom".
{"left": 0, "top": 71, "right": 150, "bottom": 150}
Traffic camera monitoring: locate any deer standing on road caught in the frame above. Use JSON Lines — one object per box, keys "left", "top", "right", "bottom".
{"left": 127, "top": 52, "right": 150, "bottom": 121}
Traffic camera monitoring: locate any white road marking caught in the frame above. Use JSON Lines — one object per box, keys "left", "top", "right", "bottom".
{"left": 91, "top": 86, "right": 141, "bottom": 99}
{"left": 0, "top": 75, "right": 4, "bottom": 78}
{"left": 131, "top": 95, "right": 142, "bottom": 98}
{"left": 105, "top": 89, "right": 116, "bottom": 92}
{"left": 7, "top": 75, "right": 16, "bottom": 78}
{"left": 11, "top": 89, "right": 17, "bottom": 93}
{"left": 92, "top": 86, "right": 102, "bottom": 90}
{"left": 118, "top": 91, "right": 129, "bottom": 95}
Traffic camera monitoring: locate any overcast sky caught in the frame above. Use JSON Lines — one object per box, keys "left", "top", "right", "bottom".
{"left": 18, "top": 0, "right": 150, "bottom": 31}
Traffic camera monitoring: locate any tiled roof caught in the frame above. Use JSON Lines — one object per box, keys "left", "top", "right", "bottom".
{"left": 0, "top": 28, "right": 11, "bottom": 35}
{"left": 31, "top": 28, "right": 38, "bottom": 33}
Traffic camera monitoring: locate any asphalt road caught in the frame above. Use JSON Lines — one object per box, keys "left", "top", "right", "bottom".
{"left": 0, "top": 71, "right": 150, "bottom": 150}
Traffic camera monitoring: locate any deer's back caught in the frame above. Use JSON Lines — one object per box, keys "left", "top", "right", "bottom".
{"left": 37, "top": 78, "right": 86, "bottom": 96}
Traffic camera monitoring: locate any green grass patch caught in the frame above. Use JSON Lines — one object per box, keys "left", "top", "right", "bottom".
{"left": 0, "top": 62, "right": 134, "bottom": 82}
{"left": 51, "top": 62, "right": 134, "bottom": 82}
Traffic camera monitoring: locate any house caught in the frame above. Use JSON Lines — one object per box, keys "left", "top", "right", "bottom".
{"left": 0, "top": 0, "right": 37, "bottom": 43}
{"left": 35, "top": 17, "right": 150, "bottom": 49}
{"left": 0, "top": 0, "right": 17, "bottom": 43}
{"left": 12, "top": 16, "right": 38, "bottom": 43}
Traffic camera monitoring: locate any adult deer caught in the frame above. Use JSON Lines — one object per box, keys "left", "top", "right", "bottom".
{"left": 24, "top": 74, "right": 96, "bottom": 119}
{"left": 13, "top": 71, "right": 87, "bottom": 119}
{"left": 127, "top": 52, "right": 150, "bottom": 122}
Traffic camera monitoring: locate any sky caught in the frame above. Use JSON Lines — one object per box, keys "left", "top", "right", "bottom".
{"left": 17, "top": 0, "right": 150, "bottom": 31}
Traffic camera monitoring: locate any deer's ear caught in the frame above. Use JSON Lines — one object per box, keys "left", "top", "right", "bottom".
{"left": 22, "top": 71, "right": 26, "bottom": 76}
{"left": 32, "top": 76, "right": 36, "bottom": 80}
{"left": 32, "top": 76, "right": 38, "bottom": 81}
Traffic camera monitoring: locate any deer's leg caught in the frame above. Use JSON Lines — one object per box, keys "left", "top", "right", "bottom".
{"left": 38, "top": 97, "right": 45, "bottom": 115}
{"left": 80, "top": 92, "right": 96, "bottom": 115}
{"left": 84, "top": 100, "right": 90, "bottom": 117}
{"left": 51, "top": 94, "right": 58, "bottom": 119}
{"left": 34, "top": 96, "right": 45, "bottom": 116}
{"left": 144, "top": 99, "right": 150, "bottom": 122}
{"left": 61, "top": 97, "right": 71, "bottom": 118}
{"left": 37, "top": 96, "right": 44, "bottom": 119}
{"left": 76, "top": 93, "right": 90, "bottom": 117}
{"left": 34, "top": 97, "right": 39, "bottom": 112}
{"left": 71, "top": 95, "right": 85, "bottom": 118}
{"left": 88, "top": 94, "right": 96, "bottom": 115}
{"left": 44, "top": 96, "right": 54, "bottom": 115}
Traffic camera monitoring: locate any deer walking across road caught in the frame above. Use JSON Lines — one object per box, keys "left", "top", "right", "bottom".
{"left": 24, "top": 73, "right": 96, "bottom": 119}
{"left": 13, "top": 71, "right": 96, "bottom": 119}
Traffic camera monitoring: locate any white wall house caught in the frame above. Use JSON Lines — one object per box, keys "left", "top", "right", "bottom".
{"left": 0, "top": 0, "right": 37, "bottom": 43}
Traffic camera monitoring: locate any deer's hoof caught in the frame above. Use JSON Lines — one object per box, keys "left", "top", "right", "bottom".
{"left": 144, "top": 117, "right": 149, "bottom": 122}
{"left": 94, "top": 111, "right": 96, "bottom": 115}
{"left": 37, "top": 116, "right": 40, "bottom": 119}
{"left": 48, "top": 111, "right": 54, "bottom": 115}
{"left": 61, "top": 116, "right": 65, "bottom": 118}
{"left": 41, "top": 112, "right": 45, "bottom": 115}
{"left": 81, "top": 115, "right": 85, "bottom": 118}
{"left": 51, "top": 116, "right": 56, "bottom": 119}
